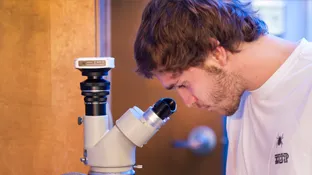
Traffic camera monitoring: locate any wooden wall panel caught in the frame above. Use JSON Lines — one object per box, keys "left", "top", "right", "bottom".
{"left": 50, "top": 0, "right": 96, "bottom": 174}
{"left": 111, "top": 1, "right": 223, "bottom": 175}
{"left": 0, "top": 0, "right": 96, "bottom": 174}
{"left": 0, "top": 1, "right": 52, "bottom": 174}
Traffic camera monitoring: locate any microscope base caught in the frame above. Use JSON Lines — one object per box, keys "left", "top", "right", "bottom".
{"left": 62, "top": 169, "right": 135, "bottom": 175}
{"left": 88, "top": 169, "right": 135, "bottom": 175}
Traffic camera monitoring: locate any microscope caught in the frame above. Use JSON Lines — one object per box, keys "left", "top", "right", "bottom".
{"left": 65, "top": 57, "right": 177, "bottom": 175}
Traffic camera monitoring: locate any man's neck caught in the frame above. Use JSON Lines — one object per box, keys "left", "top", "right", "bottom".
{"left": 233, "top": 34, "right": 299, "bottom": 91}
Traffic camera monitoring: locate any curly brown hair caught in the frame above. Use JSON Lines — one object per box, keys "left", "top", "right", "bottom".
{"left": 134, "top": 0, "right": 268, "bottom": 78}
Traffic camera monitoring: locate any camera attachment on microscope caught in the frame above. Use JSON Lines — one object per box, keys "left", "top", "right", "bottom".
{"left": 75, "top": 57, "right": 114, "bottom": 117}
{"left": 79, "top": 69, "right": 111, "bottom": 116}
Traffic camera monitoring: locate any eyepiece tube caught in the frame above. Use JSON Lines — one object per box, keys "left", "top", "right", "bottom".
{"left": 152, "top": 98, "right": 177, "bottom": 120}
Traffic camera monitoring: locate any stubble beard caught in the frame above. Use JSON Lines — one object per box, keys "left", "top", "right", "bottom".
{"left": 206, "top": 66, "right": 245, "bottom": 116}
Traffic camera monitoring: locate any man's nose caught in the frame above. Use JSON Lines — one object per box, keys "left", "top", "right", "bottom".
{"left": 177, "top": 89, "right": 196, "bottom": 107}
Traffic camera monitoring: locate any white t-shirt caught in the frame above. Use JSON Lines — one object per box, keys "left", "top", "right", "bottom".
{"left": 226, "top": 38, "right": 312, "bottom": 175}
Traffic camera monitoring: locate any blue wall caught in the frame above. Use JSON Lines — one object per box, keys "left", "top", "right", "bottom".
{"left": 306, "top": 0, "right": 312, "bottom": 41}
{"left": 282, "top": 0, "right": 310, "bottom": 41}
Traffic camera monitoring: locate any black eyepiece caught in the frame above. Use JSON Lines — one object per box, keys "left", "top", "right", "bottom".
{"left": 152, "top": 98, "right": 177, "bottom": 120}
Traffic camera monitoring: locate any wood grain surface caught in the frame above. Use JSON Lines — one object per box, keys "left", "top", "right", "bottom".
{"left": 0, "top": 0, "right": 96, "bottom": 174}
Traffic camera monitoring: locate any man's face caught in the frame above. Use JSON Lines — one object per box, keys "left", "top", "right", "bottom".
{"left": 155, "top": 65, "right": 245, "bottom": 116}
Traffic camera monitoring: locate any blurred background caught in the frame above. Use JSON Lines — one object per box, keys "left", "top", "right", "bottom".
{"left": 0, "top": 0, "right": 311, "bottom": 175}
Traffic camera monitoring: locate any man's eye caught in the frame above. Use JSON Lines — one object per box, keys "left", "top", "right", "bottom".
{"left": 177, "top": 84, "right": 186, "bottom": 88}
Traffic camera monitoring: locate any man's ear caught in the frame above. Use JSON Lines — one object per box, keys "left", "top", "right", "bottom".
{"left": 212, "top": 46, "right": 228, "bottom": 67}
{"left": 204, "top": 46, "right": 228, "bottom": 68}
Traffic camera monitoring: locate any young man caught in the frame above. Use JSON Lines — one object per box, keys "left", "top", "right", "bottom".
{"left": 133, "top": 0, "right": 312, "bottom": 174}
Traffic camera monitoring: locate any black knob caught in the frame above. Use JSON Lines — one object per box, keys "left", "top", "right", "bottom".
{"left": 78, "top": 117, "right": 83, "bottom": 125}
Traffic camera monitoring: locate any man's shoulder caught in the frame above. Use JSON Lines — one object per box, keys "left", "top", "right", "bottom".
{"left": 300, "top": 38, "right": 312, "bottom": 60}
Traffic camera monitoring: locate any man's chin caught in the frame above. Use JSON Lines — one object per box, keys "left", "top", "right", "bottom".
{"left": 224, "top": 108, "right": 239, "bottom": 117}
{"left": 213, "top": 107, "right": 238, "bottom": 117}
{"left": 204, "top": 105, "right": 238, "bottom": 116}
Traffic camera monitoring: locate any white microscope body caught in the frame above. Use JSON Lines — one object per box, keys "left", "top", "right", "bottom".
{"left": 73, "top": 57, "right": 177, "bottom": 175}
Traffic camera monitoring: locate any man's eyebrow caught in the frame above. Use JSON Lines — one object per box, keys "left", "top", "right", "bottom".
{"left": 165, "top": 84, "right": 176, "bottom": 90}
{"left": 165, "top": 80, "right": 179, "bottom": 90}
